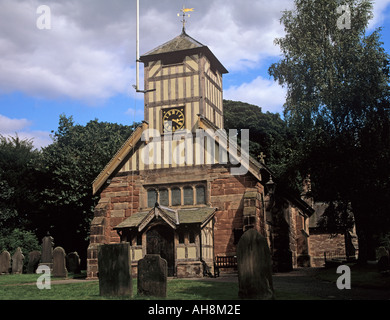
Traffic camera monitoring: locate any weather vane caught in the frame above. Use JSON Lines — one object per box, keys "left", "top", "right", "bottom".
{"left": 178, "top": 6, "right": 194, "bottom": 33}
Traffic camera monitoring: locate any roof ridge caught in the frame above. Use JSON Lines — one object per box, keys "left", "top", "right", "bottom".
{"left": 142, "top": 32, "right": 205, "bottom": 57}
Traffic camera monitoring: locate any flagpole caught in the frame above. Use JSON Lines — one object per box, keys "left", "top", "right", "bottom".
{"left": 136, "top": 0, "right": 140, "bottom": 92}
{"left": 134, "top": 0, "right": 155, "bottom": 94}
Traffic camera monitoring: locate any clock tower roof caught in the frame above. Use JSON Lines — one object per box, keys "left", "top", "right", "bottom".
{"left": 140, "top": 31, "right": 228, "bottom": 74}
{"left": 142, "top": 30, "right": 205, "bottom": 56}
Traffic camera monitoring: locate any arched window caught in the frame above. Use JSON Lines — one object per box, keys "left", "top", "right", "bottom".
{"left": 159, "top": 188, "right": 169, "bottom": 206}
{"left": 196, "top": 185, "right": 206, "bottom": 204}
{"left": 171, "top": 187, "right": 181, "bottom": 206}
{"left": 147, "top": 189, "right": 157, "bottom": 208}
{"left": 183, "top": 186, "right": 193, "bottom": 205}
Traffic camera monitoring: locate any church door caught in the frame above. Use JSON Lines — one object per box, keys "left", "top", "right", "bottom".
{"left": 146, "top": 225, "right": 175, "bottom": 276}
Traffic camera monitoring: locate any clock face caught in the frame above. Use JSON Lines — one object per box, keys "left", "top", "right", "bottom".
{"left": 162, "top": 107, "right": 185, "bottom": 133}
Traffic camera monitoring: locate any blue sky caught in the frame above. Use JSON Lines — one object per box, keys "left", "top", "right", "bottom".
{"left": 1, "top": 0, "right": 390, "bottom": 149}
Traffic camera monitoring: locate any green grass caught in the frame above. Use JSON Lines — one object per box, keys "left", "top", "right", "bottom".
{"left": 12, "top": 267, "right": 386, "bottom": 300}
{"left": 0, "top": 276, "right": 239, "bottom": 300}
{"left": 0, "top": 273, "right": 319, "bottom": 300}
{"left": 0, "top": 274, "right": 42, "bottom": 286}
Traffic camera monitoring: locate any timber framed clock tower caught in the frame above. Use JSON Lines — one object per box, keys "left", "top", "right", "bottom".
{"left": 140, "top": 30, "right": 228, "bottom": 133}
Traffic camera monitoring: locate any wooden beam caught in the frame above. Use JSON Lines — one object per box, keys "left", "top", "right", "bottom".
{"left": 92, "top": 122, "right": 149, "bottom": 195}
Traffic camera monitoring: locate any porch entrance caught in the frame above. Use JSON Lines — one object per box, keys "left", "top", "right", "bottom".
{"left": 146, "top": 225, "right": 175, "bottom": 276}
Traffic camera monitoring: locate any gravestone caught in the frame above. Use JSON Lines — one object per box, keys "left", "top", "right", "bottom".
{"left": 137, "top": 254, "right": 167, "bottom": 298}
{"left": 52, "top": 247, "right": 68, "bottom": 278}
{"left": 27, "top": 251, "right": 41, "bottom": 274}
{"left": 12, "top": 247, "right": 24, "bottom": 274}
{"left": 237, "top": 229, "right": 274, "bottom": 300}
{"left": 66, "top": 252, "right": 81, "bottom": 274}
{"left": 98, "top": 243, "right": 132, "bottom": 297}
{"left": 40, "top": 234, "right": 54, "bottom": 269}
{"left": 377, "top": 247, "right": 390, "bottom": 272}
{"left": 0, "top": 251, "right": 11, "bottom": 274}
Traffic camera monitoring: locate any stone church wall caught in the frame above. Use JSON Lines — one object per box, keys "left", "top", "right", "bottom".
{"left": 210, "top": 171, "right": 259, "bottom": 256}
{"left": 309, "top": 233, "right": 346, "bottom": 267}
{"left": 87, "top": 175, "right": 140, "bottom": 279}
{"left": 87, "top": 164, "right": 311, "bottom": 279}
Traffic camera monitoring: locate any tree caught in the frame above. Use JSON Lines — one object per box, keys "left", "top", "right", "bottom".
{"left": 37, "top": 115, "right": 139, "bottom": 264}
{"left": 0, "top": 135, "right": 42, "bottom": 227}
{"left": 269, "top": 0, "right": 390, "bottom": 262}
{"left": 223, "top": 100, "right": 295, "bottom": 175}
{"left": 0, "top": 135, "right": 41, "bottom": 254}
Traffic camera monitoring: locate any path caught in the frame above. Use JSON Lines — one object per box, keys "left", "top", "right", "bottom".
{"left": 272, "top": 268, "right": 390, "bottom": 300}
{"left": 194, "top": 268, "right": 390, "bottom": 300}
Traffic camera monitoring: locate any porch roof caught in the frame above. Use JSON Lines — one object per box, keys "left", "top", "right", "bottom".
{"left": 114, "top": 206, "right": 216, "bottom": 231}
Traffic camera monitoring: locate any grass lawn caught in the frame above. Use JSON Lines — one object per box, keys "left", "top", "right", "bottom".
{"left": 0, "top": 272, "right": 315, "bottom": 300}
{"left": 0, "top": 277, "right": 240, "bottom": 300}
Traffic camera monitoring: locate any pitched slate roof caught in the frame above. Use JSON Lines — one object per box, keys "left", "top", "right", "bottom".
{"left": 114, "top": 206, "right": 216, "bottom": 231}
{"left": 140, "top": 31, "right": 228, "bottom": 74}
{"left": 142, "top": 31, "right": 205, "bottom": 56}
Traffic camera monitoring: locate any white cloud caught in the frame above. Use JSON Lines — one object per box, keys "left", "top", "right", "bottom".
{"left": 0, "top": 0, "right": 135, "bottom": 105}
{"left": 224, "top": 76, "right": 287, "bottom": 114}
{"left": 0, "top": 0, "right": 292, "bottom": 104}
{"left": 0, "top": 114, "right": 52, "bottom": 149}
{"left": 0, "top": 0, "right": 388, "bottom": 106}
{"left": 369, "top": 0, "right": 390, "bottom": 29}
{"left": 0, "top": 114, "right": 32, "bottom": 132}
{"left": 192, "top": 0, "right": 293, "bottom": 71}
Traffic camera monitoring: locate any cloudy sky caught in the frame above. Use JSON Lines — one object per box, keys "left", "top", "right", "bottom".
{"left": 1, "top": 0, "right": 390, "bottom": 149}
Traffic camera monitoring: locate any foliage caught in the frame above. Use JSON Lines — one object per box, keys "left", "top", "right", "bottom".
{"left": 0, "top": 171, "right": 17, "bottom": 229}
{"left": 223, "top": 100, "right": 295, "bottom": 177}
{"left": 317, "top": 201, "right": 355, "bottom": 234}
{"left": 0, "top": 228, "right": 40, "bottom": 256}
{"left": 0, "top": 135, "right": 41, "bottom": 230}
{"left": 0, "top": 116, "right": 138, "bottom": 264}
{"left": 35, "top": 115, "right": 139, "bottom": 259}
{"left": 0, "top": 135, "right": 42, "bottom": 257}
{"left": 268, "top": 0, "right": 390, "bottom": 261}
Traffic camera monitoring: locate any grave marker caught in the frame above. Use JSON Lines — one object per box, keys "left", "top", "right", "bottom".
{"left": 27, "top": 251, "right": 41, "bottom": 274}
{"left": 0, "top": 251, "right": 11, "bottom": 275}
{"left": 52, "top": 247, "right": 68, "bottom": 278}
{"left": 137, "top": 254, "right": 167, "bottom": 298}
{"left": 66, "top": 252, "right": 81, "bottom": 274}
{"left": 98, "top": 243, "right": 132, "bottom": 297}
{"left": 40, "top": 234, "right": 54, "bottom": 270}
{"left": 12, "top": 247, "right": 24, "bottom": 274}
{"left": 237, "top": 229, "right": 274, "bottom": 299}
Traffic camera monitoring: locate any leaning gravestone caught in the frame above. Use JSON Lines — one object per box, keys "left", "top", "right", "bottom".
{"left": 66, "top": 252, "right": 81, "bottom": 274}
{"left": 52, "top": 247, "right": 68, "bottom": 278}
{"left": 237, "top": 229, "right": 274, "bottom": 300}
{"left": 0, "top": 250, "right": 11, "bottom": 274}
{"left": 138, "top": 254, "right": 167, "bottom": 298}
{"left": 98, "top": 243, "right": 132, "bottom": 297}
{"left": 12, "top": 247, "right": 24, "bottom": 274}
{"left": 27, "top": 251, "right": 41, "bottom": 274}
{"left": 40, "top": 234, "right": 54, "bottom": 270}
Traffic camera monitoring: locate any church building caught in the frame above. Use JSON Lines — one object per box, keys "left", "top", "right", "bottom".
{"left": 86, "top": 26, "right": 316, "bottom": 279}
